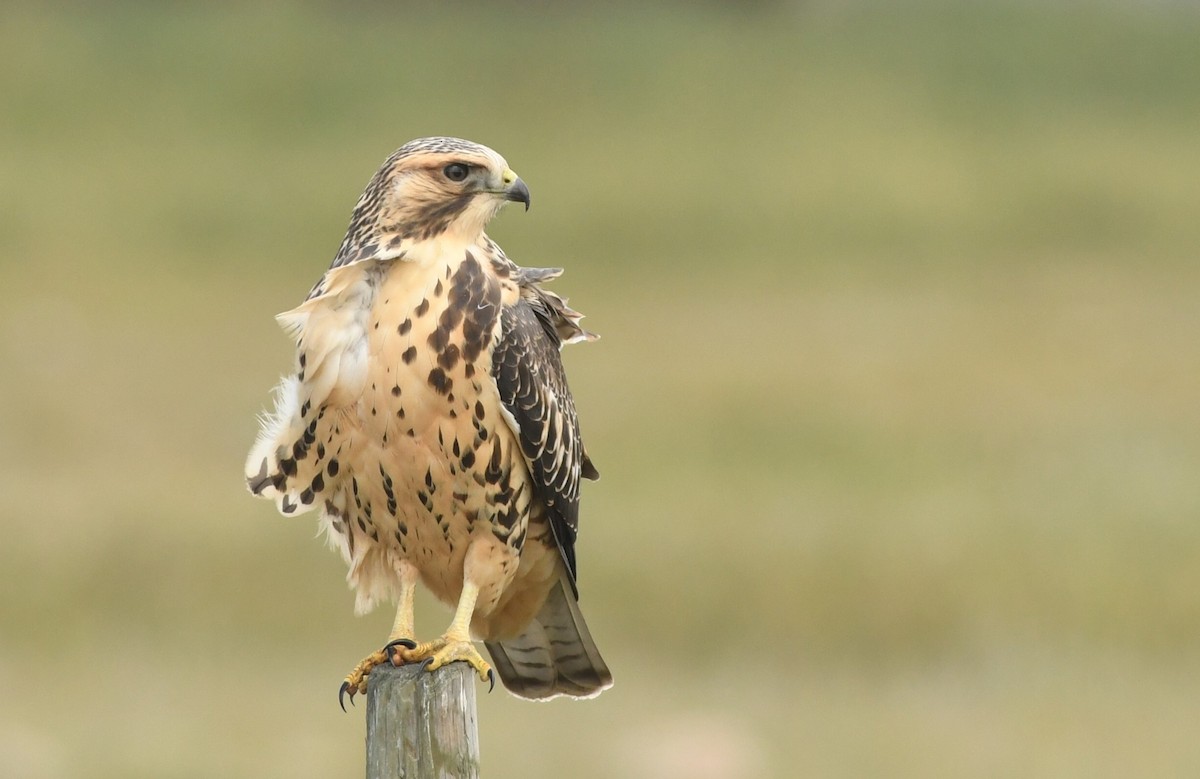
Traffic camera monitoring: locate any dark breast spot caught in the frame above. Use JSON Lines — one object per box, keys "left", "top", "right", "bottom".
{"left": 428, "top": 326, "right": 450, "bottom": 353}
{"left": 447, "top": 251, "right": 501, "bottom": 364}
{"left": 428, "top": 367, "right": 452, "bottom": 395}
{"left": 437, "top": 344, "right": 460, "bottom": 370}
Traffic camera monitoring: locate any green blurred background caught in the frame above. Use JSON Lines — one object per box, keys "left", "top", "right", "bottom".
{"left": 2, "top": 1, "right": 1199, "bottom": 776}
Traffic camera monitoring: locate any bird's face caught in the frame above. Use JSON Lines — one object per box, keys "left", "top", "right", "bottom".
{"left": 377, "top": 138, "right": 530, "bottom": 244}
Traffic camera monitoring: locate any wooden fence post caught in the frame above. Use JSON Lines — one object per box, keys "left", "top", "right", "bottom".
{"left": 365, "top": 661, "right": 481, "bottom": 779}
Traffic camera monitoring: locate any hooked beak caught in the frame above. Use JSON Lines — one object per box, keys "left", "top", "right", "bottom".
{"left": 501, "top": 169, "right": 531, "bottom": 211}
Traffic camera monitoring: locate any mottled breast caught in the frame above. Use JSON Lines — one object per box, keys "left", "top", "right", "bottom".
{"left": 345, "top": 247, "right": 536, "bottom": 601}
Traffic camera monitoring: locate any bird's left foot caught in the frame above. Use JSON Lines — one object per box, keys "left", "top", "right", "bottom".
{"left": 400, "top": 636, "right": 495, "bottom": 692}
{"left": 338, "top": 638, "right": 417, "bottom": 710}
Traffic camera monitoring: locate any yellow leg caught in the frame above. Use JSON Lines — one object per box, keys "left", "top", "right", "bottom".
{"left": 386, "top": 562, "right": 418, "bottom": 644}
{"left": 339, "top": 561, "right": 419, "bottom": 710}
{"left": 446, "top": 580, "right": 478, "bottom": 643}
{"left": 401, "top": 580, "right": 494, "bottom": 688}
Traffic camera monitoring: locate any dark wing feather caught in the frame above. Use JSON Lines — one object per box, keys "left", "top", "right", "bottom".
{"left": 492, "top": 286, "right": 597, "bottom": 596}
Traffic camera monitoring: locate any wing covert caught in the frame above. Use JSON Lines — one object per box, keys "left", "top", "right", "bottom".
{"left": 492, "top": 282, "right": 597, "bottom": 593}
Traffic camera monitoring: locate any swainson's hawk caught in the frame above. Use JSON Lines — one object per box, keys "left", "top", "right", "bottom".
{"left": 245, "top": 137, "right": 612, "bottom": 705}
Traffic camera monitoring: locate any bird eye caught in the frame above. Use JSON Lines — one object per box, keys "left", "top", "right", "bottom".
{"left": 443, "top": 163, "right": 470, "bottom": 182}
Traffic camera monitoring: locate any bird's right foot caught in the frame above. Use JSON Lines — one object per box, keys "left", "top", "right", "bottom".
{"left": 338, "top": 638, "right": 417, "bottom": 711}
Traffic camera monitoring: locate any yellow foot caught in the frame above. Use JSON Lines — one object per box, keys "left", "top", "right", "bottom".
{"left": 338, "top": 638, "right": 416, "bottom": 711}
{"left": 401, "top": 636, "right": 495, "bottom": 692}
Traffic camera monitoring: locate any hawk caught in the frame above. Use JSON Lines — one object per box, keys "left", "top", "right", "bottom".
{"left": 244, "top": 137, "right": 612, "bottom": 705}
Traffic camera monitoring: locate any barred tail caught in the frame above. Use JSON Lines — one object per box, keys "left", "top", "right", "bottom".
{"left": 485, "top": 572, "right": 612, "bottom": 700}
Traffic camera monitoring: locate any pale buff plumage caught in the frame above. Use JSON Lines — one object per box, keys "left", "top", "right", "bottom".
{"left": 246, "top": 137, "right": 611, "bottom": 702}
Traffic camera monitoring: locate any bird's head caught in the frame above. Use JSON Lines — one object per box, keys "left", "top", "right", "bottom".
{"left": 333, "top": 137, "right": 530, "bottom": 265}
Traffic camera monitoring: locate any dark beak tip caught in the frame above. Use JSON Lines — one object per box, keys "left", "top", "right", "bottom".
{"left": 506, "top": 179, "right": 531, "bottom": 211}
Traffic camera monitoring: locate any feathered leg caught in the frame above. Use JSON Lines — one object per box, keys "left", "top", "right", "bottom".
{"left": 399, "top": 540, "right": 499, "bottom": 689}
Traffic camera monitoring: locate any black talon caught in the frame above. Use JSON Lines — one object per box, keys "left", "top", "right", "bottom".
{"left": 418, "top": 657, "right": 436, "bottom": 672}
{"left": 338, "top": 681, "right": 354, "bottom": 712}
{"left": 486, "top": 669, "right": 495, "bottom": 693}
{"left": 384, "top": 638, "right": 417, "bottom": 663}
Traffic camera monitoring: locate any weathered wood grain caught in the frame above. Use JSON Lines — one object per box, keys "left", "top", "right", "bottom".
{"left": 365, "top": 661, "right": 480, "bottom": 779}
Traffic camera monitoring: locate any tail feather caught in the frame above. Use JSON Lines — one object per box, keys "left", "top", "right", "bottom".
{"left": 485, "top": 573, "right": 612, "bottom": 700}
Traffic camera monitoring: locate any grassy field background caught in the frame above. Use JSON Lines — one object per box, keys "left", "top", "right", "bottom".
{"left": 2, "top": 2, "right": 1199, "bottom": 776}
